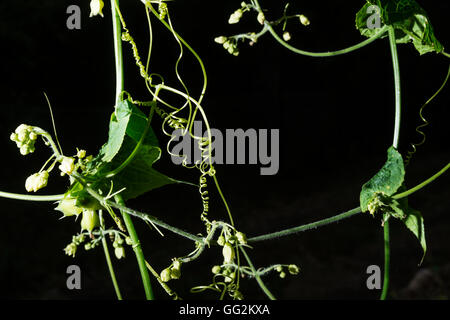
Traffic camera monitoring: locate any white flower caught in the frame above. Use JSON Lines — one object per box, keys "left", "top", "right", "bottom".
{"left": 25, "top": 171, "right": 49, "bottom": 192}
{"left": 59, "top": 156, "right": 76, "bottom": 175}
{"left": 89, "top": 0, "right": 105, "bottom": 18}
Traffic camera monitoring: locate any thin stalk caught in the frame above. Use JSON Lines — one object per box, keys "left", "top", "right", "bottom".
{"left": 100, "top": 210, "right": 123, "bottom": 300}
{"left": 389, "top": 27, "right": 401, "bottom": 149}
{"left": 380, "top": 216, "right": 390, "bottom": 300}
{"left": 240, "top": 246, "right": 276, "bottom": 300}
{"left": 0, "top": 191, "right": 64, "bottom": 202}
{"left": 110, "top": 0, "right": 153, "bottom": 300}
{"left": 394, "top": 162, "right": 450, "bottom": 200}
{"left": 112, "top": 0, "right": 123, "bottom": 105}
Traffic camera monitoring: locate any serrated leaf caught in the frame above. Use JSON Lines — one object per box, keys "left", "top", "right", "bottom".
{"left": 403, "top": 207, "right": 426, "bottom": 265}
{"left": 360, "top": 146, "right": 405, "bottom": 212}
{"left": 355, "top": 0, "right": 444, "bottom": 55}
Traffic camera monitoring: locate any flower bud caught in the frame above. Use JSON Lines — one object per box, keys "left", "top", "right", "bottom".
{"left": 25, "top": 171, "right": 49, "bottom": 192}
{"left": 64, "top": 243, "right": 77, "bottom": 257}
{"left": 257, "top": 12, "right": 265, "bottom": 25}
{"left": 59, "top": 156, "right": 76, "bottom": 175}
{"left": 80, "top": 209, "right": 99, "bottom": 232}
{"left": 170, "top": 267, "right": 181, "bottom": 280}
{"left": 89, "top": 0, "right": 104, "bottom": 18}
{"left": 288, "top": 264, "right": 300, "bottom": 275}
{"left": 279, "top": 271, "right": 286, "bottom": 279}
{"left": 283, "top": 32, "right": 291, "bottom": 41}
{"left": 214, "top": 36, "right": 227, "bottom": 44}
{"left": 217, "top": 235, "right": 226, "bottom": 246}
{"left": 299, "top": 14, "right": 310, "bottom": 26}
{"left": 228, "top": 9, "right": 243, "bottom": 24}
{"left": 114, "top": 247, "right": 125, "bottom": 259}
{"left": 77, "top": 149, "right": 86, "bottom": 159}
{"left": 55, "top": 198, "right": 83, "bottom": 217}
{"left": 160, "top": 268, "right": 172, "bottom": 282}
{"left": 235, "top": 232, "right": 247, "bottom": 244}
{"left": 212, "top": 265, "right": 222, "bottom": 274}
{"left": 222, "top": 243, "right": 235, "bottom": 263}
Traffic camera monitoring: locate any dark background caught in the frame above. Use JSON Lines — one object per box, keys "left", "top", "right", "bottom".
{"left": 0, "top": 0, "right": 449, "bottom": 300}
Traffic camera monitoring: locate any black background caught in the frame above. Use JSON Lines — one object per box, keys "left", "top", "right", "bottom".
{"left": 0, "top": 0, "right": 449, "bottom": 300}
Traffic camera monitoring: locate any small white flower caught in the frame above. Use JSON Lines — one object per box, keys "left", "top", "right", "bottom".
{"left": 25, "top": 171, "right": 49, "bottom": 192}
{"left": 59, "top": 156, "right": 76, "bottom": 175}
{"left": 89, "top": 0, "right": 105, "bottom": 18}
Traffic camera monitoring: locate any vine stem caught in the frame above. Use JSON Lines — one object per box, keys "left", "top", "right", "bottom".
{"left": 0, "top": 191, "right": 64, "bottom": 202}
{"left": 248, "top": 207, "right": 361, "bottom": 243}
{"left": 380, "top": 25, "right": 402, "bottom": 301}
{"left": 393, "top": 162, "right": 450, "bottom": 199}
{"left": 111, "top": 0, "right": 153, "bottom": 300}
{"left": 115, "top": 194, "right": 154, "bottom": 300}
{"left": 100, "top": 210, "right": 123, "bottom": 300}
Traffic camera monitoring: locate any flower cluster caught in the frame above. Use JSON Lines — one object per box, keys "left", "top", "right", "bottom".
{"left": 10, "top": 124, "right": 38, "bottom": 155}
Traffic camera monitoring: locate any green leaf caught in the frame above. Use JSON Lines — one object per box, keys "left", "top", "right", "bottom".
{"left": 95, "top": 99, "right": 159, "bottom": 163}
{"left": 100, "top": 136, "right": 179, "bottom": 201}
{"left": 403, "top": 206, "right": 426, "bottom": 265}
{"left": 360, "top": 146, "right": 405, "bottom": 212}
{"left": 99, "top": 100, "right": 133, "bottom": 163}
{"left": 355, "top": 0, "right": 444, "bottom": 55}
{"left": 125, "top": 102, "right": 159, "bottom": 147}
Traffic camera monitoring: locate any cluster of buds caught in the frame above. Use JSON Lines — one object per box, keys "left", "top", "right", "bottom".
{"left": 10, "top": 124, "right": 38, "bottom": 155}
{"left": 276, "top": 264, "right": 300, "bottom": 279}
{"left": 228, "top": 2, "right": 252, "bottom": 24}
{"left": 214, "top": 36, "right": 239, "bottom": 56}
{"left": 64, "top": 234, "right": 86, "bottom": 258}
{"left": 112, "top": 234, "right": 131, "bottom": 259}
{"left": 160, "top": 259, "right": 182, "bottom": 282}
{"left": 25, "top": 171, "right": 49, "bottom": 192}
{"left": 158, "top": 1, "right": 168, "bottom": 20}
{"left": 89, "top": 0, "right": 104, "bottom": 18}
